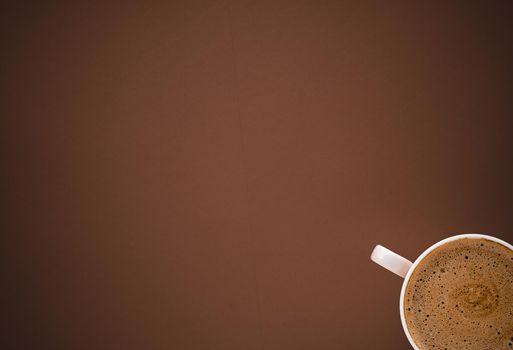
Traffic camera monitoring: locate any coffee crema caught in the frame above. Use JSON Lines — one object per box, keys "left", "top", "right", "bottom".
{"left": 404, "top": 238, "right": 513, "bottom": 350}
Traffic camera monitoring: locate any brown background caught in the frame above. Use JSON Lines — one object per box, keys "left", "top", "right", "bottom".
{"left": 2, "top": 1, "right": 513, "bottom": 349}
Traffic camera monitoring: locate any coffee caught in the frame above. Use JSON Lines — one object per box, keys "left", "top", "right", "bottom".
{"left": 404, "top": 238, "right": 513, "bottom": 350}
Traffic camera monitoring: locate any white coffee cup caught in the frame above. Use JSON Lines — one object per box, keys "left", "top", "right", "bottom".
{"left": 370, "top": 233, "right": 513, "bottom": 350}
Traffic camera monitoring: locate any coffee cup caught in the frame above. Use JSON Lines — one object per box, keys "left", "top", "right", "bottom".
{"left": 371, "top": 233, "right": 513, "bottom": 350}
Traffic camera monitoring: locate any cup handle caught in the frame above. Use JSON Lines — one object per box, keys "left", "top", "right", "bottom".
{"left": 371, "top": 245, "right": 413, "bottom": 278}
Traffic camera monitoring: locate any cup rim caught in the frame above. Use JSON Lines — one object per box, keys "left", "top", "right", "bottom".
{"left": 399, "top": 233, "right": 513, "bottom": 350}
